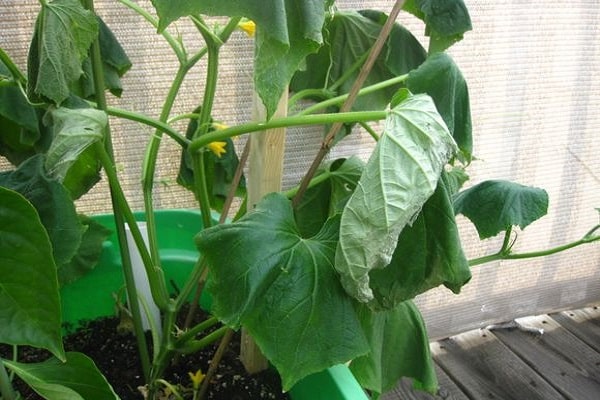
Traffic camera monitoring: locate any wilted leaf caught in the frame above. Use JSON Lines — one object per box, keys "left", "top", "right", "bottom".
{"left": 335, "top": 94, "right": 457, "bottom": 303}
{"left": 27, "top": 0, "right": 99, "bottom": 105}
{"left": 350, "top": 301, "right": 437, "bottom": 396}
{"left": 43, "top": 107, "right": 106, "bottom": 183}
{"left": 407, "top": 52, "right": 472, "bottom": 162}
{"left": 196, "top": 193, "right": 368, "bottom": 390}
{"left": 79, "top": 16, "right": 132, "bottom": 98}
{"left": 0, "top": 186, "right": 64, "bottom": 360}
{"left": 291, "top": 10, "right": 426, "bottom": 112}
{"left": 402, "top": 0, "right": 472, "bottom": 52}
{"left": 453, "top": 180, "right": 549, "bottom": 239}
{"left": 368, "top": 175, "right": 470, "bottom": 310}
{"left": 4, "top": 352, "right": 120, "bottom": 400}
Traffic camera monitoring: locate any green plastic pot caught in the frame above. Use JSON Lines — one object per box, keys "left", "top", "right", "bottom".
{"left": 60, "top": 210, "right": 368, "bottom": 400}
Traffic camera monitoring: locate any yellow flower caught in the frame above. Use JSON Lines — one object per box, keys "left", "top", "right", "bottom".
{"left": 207, "top": 141, "right": 227, "bottom": 158}
{"left": 238, "top": 20, "right": 256, "bottom": 37}
{"left": 188, "top": 369, "right": 205, "bottom": 390}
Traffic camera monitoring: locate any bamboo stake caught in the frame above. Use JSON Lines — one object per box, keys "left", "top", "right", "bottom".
{"left": 241, "top": 89, "right": 288, "bottom": 373}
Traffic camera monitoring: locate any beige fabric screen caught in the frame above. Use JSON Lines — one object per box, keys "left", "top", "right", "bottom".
{"left": 1, "top": 0, "right": 598, "bottom": 339}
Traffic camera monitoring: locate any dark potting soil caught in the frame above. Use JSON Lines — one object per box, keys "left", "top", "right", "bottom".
{"left": 0, "top": 312, "right": 290, "bottom": 400}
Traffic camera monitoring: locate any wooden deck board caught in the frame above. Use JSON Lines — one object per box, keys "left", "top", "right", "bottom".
{"left": 382, "top": 305, "right": 600, "bottom": 400}
{"left": 431, "top": 329, "right": 565, "bottom": 400}
{"left": 381, "top": 363, "right": 469, "bottom": 400}
{"left": 493, "top": 314, "right": 600, "bottom": 400}
{"left": 550, "top": 306, "right": 600, "bottom": 352}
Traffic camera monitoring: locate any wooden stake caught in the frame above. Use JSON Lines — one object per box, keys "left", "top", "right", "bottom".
{"left": 241, "top": 89, "right": 288, "bottom": 373}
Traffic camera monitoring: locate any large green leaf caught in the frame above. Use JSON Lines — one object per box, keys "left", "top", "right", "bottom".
{"left": 453, "top": 180, "right": 549, "bottom": 239}
{"left": 335, "top": 94, "right": 458, "bottom": 303}
{"left": 0, "top": 187, "right": 64, "bottom": 360}
{"left": 294, "top": 156, "right": 365, "bottom": 237}
{"left": 58, "top": 215, "right": 111, "bottom": 286}
{"left": 291, "top": 10, "right": 427, "bottom": 112}
{"left": 350, "top": 301, "right": 437, "bottom": 396}
{"left": 402, "top": 0, "right": 472, "bottom": 53}
{"left": 27, "top": 0, "right": 99, "bottom": 105}
{"left": 151, "top": 0, "right": 326, "bottom": 118}
{"left": 4, "top": 352, "right": 120, "bottom": 400}
{"left": 196, "top": 193, "right": 369, "bottom": 390}
{"left": 0, "top": 155, "right": 84, "bottom": 266}
{"left": 407, "top": 52, "right": 472, "bottom": 162}
{"left": 43, "top": 107, "right": 106, "bottom": 183}
{"left": 368, "top": 175, "right": 470, "bottom": 310}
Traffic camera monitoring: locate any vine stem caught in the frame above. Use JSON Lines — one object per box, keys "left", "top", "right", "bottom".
{"left": 292, "top": 0, "right": 407, "bottom": 207}
{"left": 83, "top": 0, "right": 152, "bottom": 380}
{"left": 469, "top": 229, "right": 600, "bottom": 267}
{"left": 188, "top": 110, "right": 386, "bottom": 152}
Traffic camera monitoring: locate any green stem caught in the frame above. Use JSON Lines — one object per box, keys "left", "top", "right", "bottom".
{"left": 328, "top": 50, "right": 370, "bottom": 92}
{"left": 177, "top": 326, "right": 229, "bottom": 354}
{"left": 175, "top": 257, "right": 208, "bottom": 310}
{"left": 189, "top": 110, "right": 387, "bottom": 153}
{"left": 0, "top": 48, "right": 26, "bottom": 84}
{"left": 283, "top": 170, "right": 333, "bottom": 199}
{"left": 95, "top": 143, "right": 170, "bottom": 309}
{"left": 102, "top": 105, "right": 189, "bottom": 148}
{"left": 359, "top": 121, "right": 380, "bottom": 141}
{"left": 288, "top": 88, "right": 333, "bottom": 110}
{"left": 469, "top": 232, "right": 600, "bottom": 267}
{"left": 176, "top": 317, "right": 220, "bottom": 345}
{"left": 116, "top": 0, "right": 185, "bottom": 62}
{"left": 188, "top": 16, "right": 224, "bottom": 229}
{"left": 0, "top": 360, "right": 16, "bottom": 400}
{"left": 83, "top": 0, "right": 153, "bottom": 380}
{"left": 296, "top": 74, "right": 409, "bottom": 116}
{"left": 141, "top": 65, "right": 190, "bottom": 265}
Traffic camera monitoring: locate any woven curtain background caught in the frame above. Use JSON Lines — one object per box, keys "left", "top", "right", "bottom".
{"left": 1, "top": 0, "right": 598, "bottom": 339}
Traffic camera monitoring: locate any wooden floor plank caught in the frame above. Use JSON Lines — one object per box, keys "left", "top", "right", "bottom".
{"left": 381, "top": 363, "right": 469, "bottom": 400}
{"left": 493, "top": 314, "right": 600, "bottom": 400}
{"left": 431, "top": 329, "right": 564, "bottom": 400}
{"left": 550, "top": 306, "right": 600, "bottom": 352}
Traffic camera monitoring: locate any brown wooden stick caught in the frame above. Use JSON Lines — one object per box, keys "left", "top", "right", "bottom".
{"left": 292, "top": 0, "right": 406, "bottom": 208}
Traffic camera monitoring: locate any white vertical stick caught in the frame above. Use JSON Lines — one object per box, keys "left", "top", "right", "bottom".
{"left": 125, "top": 222, "right": 162, "bottom": 337}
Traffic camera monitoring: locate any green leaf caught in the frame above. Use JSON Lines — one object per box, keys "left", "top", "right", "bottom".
{"left": 4, "top": 352, "right": 120, "bottom": 400}
{"left": 58, "top": 215, "right": 111, "bottom": 286}
{"left": 0, "top": 186, "right": 64, "bottom": 360}
{"left": 27, "top": 0, "right": 99, "bottom": 105}
{"left": 79, "top": 16, "right": 132, "bottom": 98}
{"left": 151, "top": 0, "right": 326, "bottom": 118}
{"left": 402, "top": 0, "right": 472, "bottom": 52}
{"left": 445, "top": 165, "right": 470, "bottom": 195}
{"left": 294, "top": 157, "right": 365, "bottom": 237}
{"left": 453, "top": 180, "right": 549, "bottom": 239}
{"left": 368, "top": 175, "right": 470, "bottom": 310}
{"left": 407, "top": 52, "right": 472, "bottom": 162}
{"left": 291, "top": 10, "right": 426, "bottom": 112}
{"left": 43, "top": 106, "right": 106, "bottom": 185}
{"left": 350, "top": 301, "right": 437, "bottom": 396}
{"left": 0, "top": 58, "right": 41, "bottom": 164}
{"left": 335, "top": 94, "right": 458, "bottom": 303}
{"left": 0, "top": 155, "right": 85, "bottom": 266}
{"left": 196, "top": 193, "right": 369, "bottom": 390}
